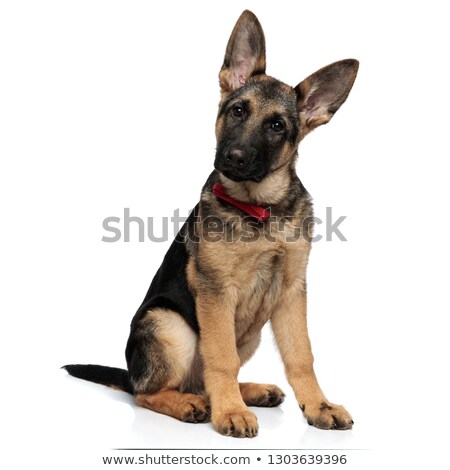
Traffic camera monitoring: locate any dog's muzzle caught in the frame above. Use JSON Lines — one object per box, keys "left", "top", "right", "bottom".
{"left": 215, "top": 146, "right": 267, "bottom": 182}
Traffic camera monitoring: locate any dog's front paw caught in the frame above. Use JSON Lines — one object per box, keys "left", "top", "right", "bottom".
{"left": 213, "top": 409, "right": 259, "bottom": 438}
{"left": 301, "top": 401, "right": 353, "bottom": 430}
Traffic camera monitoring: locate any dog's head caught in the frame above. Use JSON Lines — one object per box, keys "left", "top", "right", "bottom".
{"left": 214, "top": 10, "right": 358, "bottom": 187}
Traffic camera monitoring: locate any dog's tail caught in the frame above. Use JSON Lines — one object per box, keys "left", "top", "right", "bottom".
{"left": 62, "top": 364, "right": 133, "bottom": 394}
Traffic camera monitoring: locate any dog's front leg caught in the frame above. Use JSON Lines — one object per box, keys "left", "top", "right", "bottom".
{"left": 271, "top": 283, "right": 353, "bottom": 430}
{"left": 196, "top": 292, "right": 258, "bottom": 438}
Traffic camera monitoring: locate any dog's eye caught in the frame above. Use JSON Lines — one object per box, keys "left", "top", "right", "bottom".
{"left": 232, "top": 106, "right": 244, "bottom": 118}
{"left": 271, "top": 120, "right": 284, "bottom": 133}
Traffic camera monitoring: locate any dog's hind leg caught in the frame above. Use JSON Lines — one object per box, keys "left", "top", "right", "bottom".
{"left": 126, "top": 308, "right": 209, "bottom": 422}
{"left": 239, "top": 383, "right": 285, "bottom": 408}
{"left": 237, "top": 337, "right": 285, "bottom": 407}
{"left": 136, "top": 390, "right": 210, "bottom": 423}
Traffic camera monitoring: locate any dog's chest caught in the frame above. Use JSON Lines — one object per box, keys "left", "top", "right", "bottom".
{"left": 233, "top": 245, "right": 286, "bottom": 344}
{"left": 195, "top": 206, "right": 311, "bottom": 344}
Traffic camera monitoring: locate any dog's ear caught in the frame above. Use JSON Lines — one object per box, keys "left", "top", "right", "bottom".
{"left": 295, "top": 59, "right": 359, "bottom": 138}
{"left": 219, "top": 10, "right": 266, "bottom": 96}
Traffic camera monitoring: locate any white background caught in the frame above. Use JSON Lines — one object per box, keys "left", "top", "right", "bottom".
{"left": 1, "top": 1, "right": 449, "bottom": 468}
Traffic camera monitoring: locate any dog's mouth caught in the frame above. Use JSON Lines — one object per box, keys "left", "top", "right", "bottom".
{"left": 219, "top": 168, "right": 266, "bottom": 183}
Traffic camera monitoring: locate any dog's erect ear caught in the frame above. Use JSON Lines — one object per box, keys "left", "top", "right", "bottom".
{"left": 295, "top": 59, "right": 359, "bottom": 138}
{"left": 219, "top": 10, "right": 266, "bottom": 96}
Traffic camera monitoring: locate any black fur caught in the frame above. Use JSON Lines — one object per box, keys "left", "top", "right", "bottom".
{"left": 214, "top": 78, "right": 299, "bottom": 183}
{"left": 61, "top": 9, "right": 360, "bottom": 438}
{"left": 62, "top": 364, "right": 133, "bottom": 394}
{"left": 125, "top": 207, "right": 201, "bottom": 392}
{"left": 128, "top": 207, "right": 199, "bottom": 335}
{"left": 63, "top": 11, "right": 356, "bottom": 408}
{"left": 64, "top": 208, "right": 201, "bottom": 394}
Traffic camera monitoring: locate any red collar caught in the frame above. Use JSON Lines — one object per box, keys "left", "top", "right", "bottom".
{"left": 212, "top": 183, "right": 271, "bottom": 222}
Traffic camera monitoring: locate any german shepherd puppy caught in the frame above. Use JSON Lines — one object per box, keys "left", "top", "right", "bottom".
{"left": 64, "top": 10, "right": 358, "bottom": 438}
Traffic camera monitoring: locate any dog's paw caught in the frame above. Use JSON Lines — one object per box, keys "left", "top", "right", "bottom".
{"left": 213, "top": 409, "right": 259, "bottom": 438}
{"left": 240, "top": 382, "right": 285, "bottom": 408}
{"left": 180, "top": 395, "right": 211, "bottom": 423}
{"left": 301, "top": 401, "right": 353, "bottom": 430}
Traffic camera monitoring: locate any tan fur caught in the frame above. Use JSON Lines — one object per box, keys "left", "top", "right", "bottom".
{"left": 188, "top": 197, "right": 315, "bottom": 435}
{"left": 136, "top": 390, "right": 210, "bottom": 423}
{"left": 219, "top": 163, "right": 293, "bottom": 206}
{"left": 295, "top": 60, "right": 359, "bottom": 140}
{"left": 131, "top": 308, "right": 202, "bottom": 394}
{"left": 194, "top": 288, "right": 259, "bottom": 436}
{"left": 270, "top": 283, "right": 352, "bottom": 429}
{"left": 219, "top": 10, "right": 266, "bottom": 98}
{"left": 239, "top": 382, "right": 285, "bottom": 407}
{"left": 214, "top": 83, "right": 302, "bottom": 206}
{"left": 128, "top": 10, "right": 357, "bottom": 437}
{"left": 147, "top": 309, "right": 198, "bottom": 389}
{"left": 64, "top": 9, "right": 358, "bottom": 439}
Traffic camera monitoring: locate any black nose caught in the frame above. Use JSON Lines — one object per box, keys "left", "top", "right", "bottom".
{"left": 224, "top": 148, "right": 251, "bottom": 169}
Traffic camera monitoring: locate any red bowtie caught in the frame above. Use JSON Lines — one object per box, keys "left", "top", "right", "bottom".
{"left": 212, "top": 183, "right": 271, "bottom": 222}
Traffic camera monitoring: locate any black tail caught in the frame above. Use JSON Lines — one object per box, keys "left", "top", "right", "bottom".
{"left": 62, "top": 364, "right": 133, "bottom": 394}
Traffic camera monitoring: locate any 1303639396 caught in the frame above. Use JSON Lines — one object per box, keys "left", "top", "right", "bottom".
{"left": 267, "top": 453, "right": 348, "bottom": 465}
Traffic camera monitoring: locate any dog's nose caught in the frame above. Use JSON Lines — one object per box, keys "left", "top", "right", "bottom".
{"left": 225, "top": 148, "right": 251, "bottom": 169}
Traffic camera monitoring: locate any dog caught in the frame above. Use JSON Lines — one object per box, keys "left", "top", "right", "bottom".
{"left": 64, "top": 10, "right": 358, "bottom": 438}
